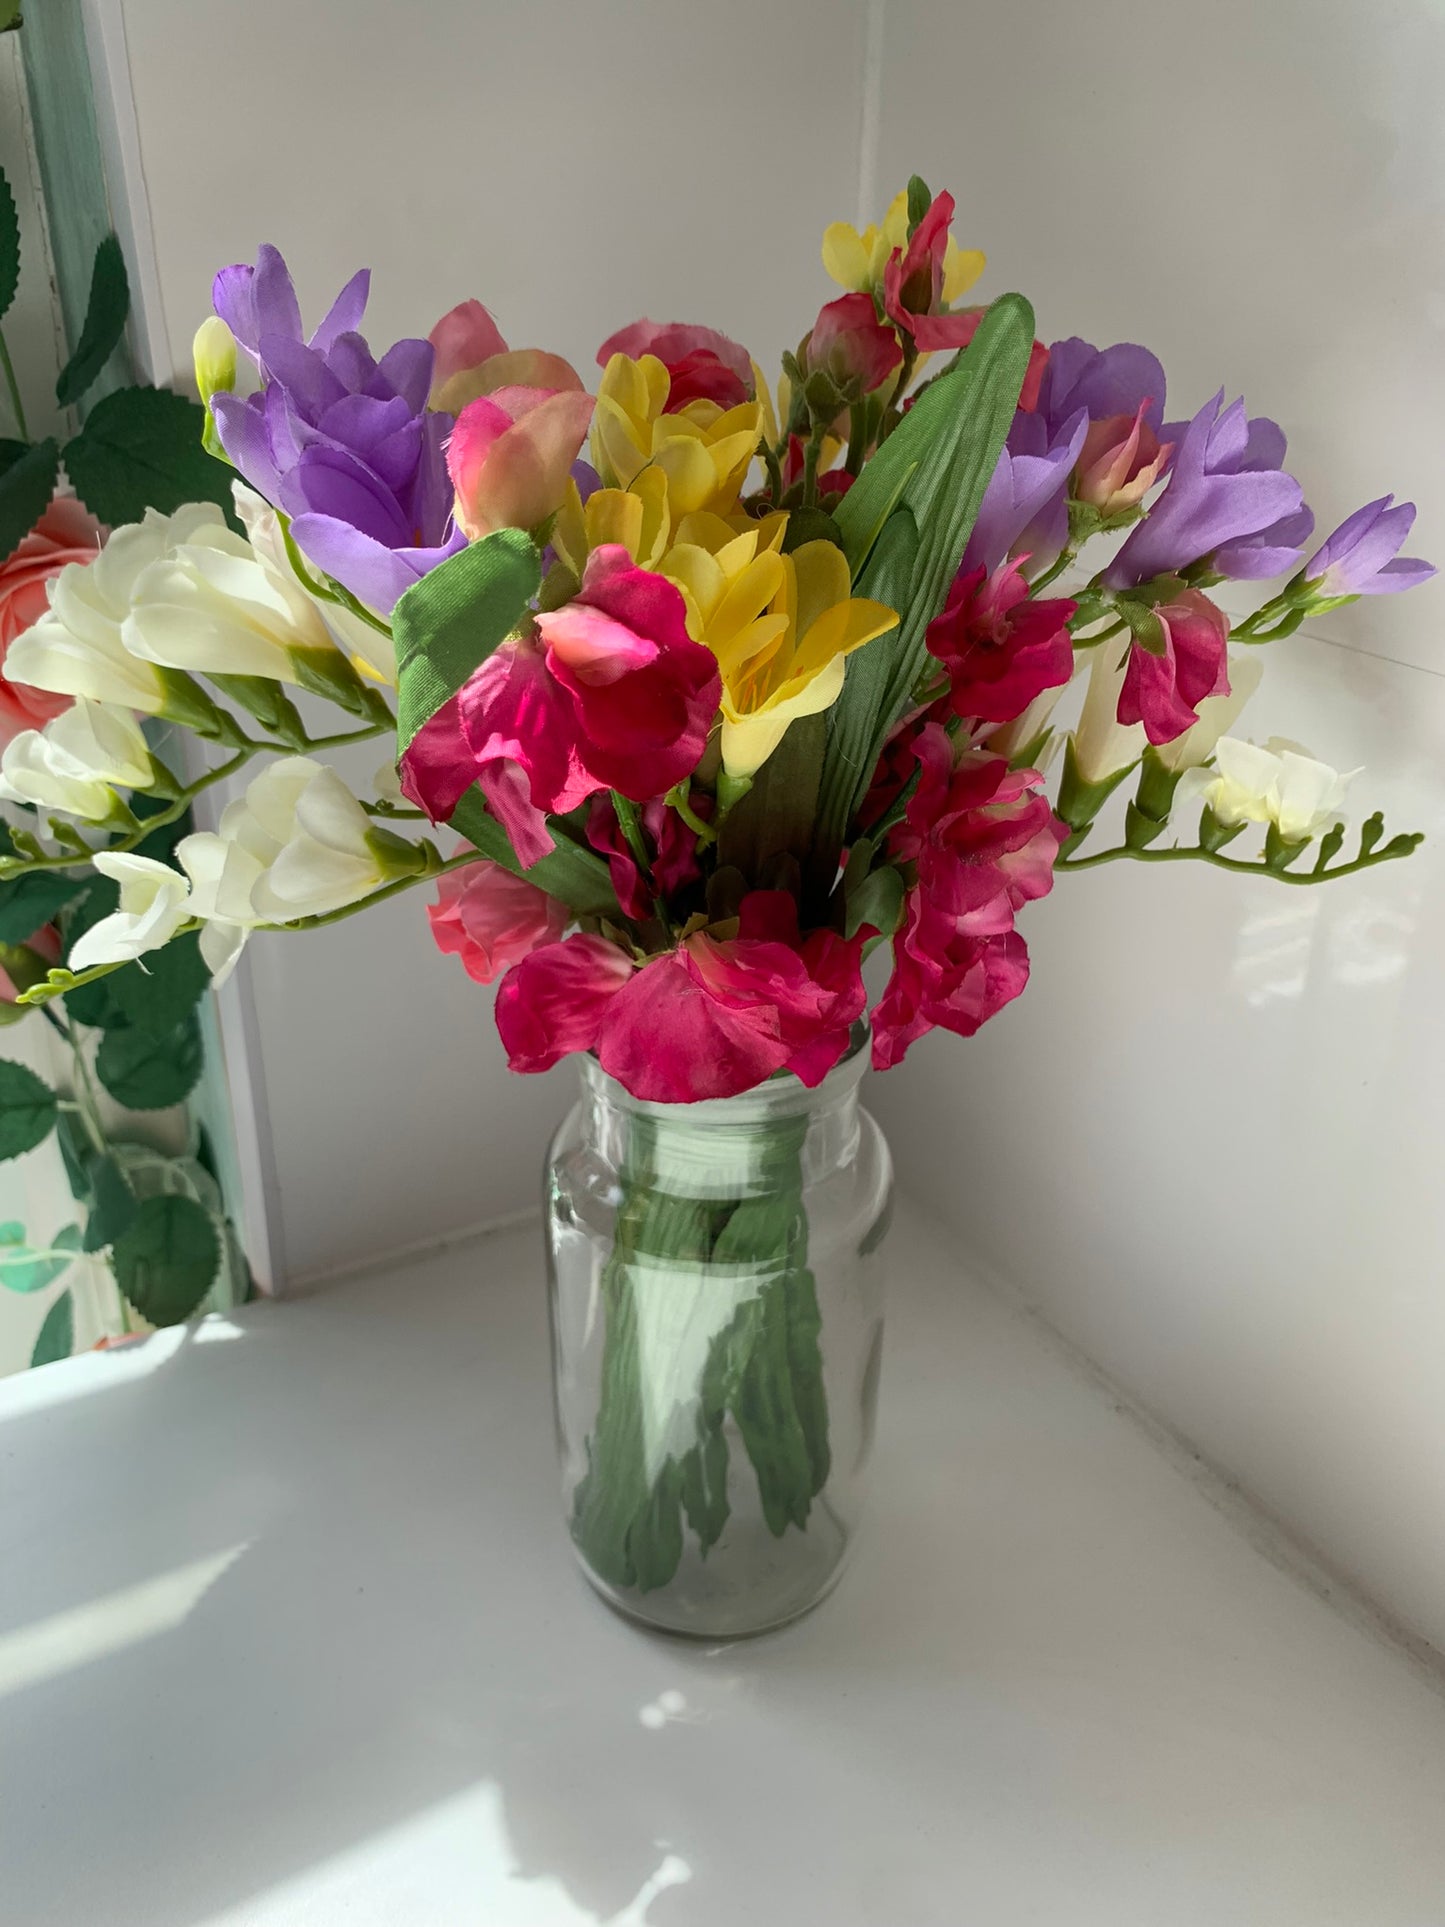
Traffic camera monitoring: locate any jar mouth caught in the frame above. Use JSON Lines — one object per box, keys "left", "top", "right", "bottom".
{"left": 582, "top": 1019, "right": 871, "bottom": 1119}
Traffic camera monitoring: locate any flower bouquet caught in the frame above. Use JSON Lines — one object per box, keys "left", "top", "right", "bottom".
{"left": 0, "top": 177, "right": 1430, "bottom": 1632}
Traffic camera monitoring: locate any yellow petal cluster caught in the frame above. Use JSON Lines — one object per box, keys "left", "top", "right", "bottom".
{"left": 591, "top": 354, "right": 762, "bottom": 519}
{"left": 552, "top": 468, "right": 671, "bottom": 579}
{"left": 658, "top": 512, "right": 896, "bottom": 780}
{"left": 821, "top": 188, "right": 984, "bottom": 305}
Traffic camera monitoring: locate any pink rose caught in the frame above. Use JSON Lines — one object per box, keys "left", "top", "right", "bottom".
{"left": 0, "top": 496, "right": 105, "bottom": 743}
{"left": 1117, "top": 589, "right": 1230, "bottom": 745}
{"left": 495, "top": 892, "right": 867, "bottom": 1102}
{"left": 595, "top": 319, "right": 754, "bottom": 413}
{"left": 925, "top": 556, "right": 1076, "bottom": 726}
{"left": 427, "top": 860, "right": 568, "bottom": 985}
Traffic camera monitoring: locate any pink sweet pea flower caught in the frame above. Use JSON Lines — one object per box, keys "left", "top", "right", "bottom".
{"left": 872, "top": 896, "right": 1030, "bottom": 1069}
{"left": 587, "top": 794, "right": 706, "bottom": 922}
{"left": 494, "top": 932, "right": 635, "bottom": 1071}
{"left": 535, "top": 546, "right": 720, "bottom": 799}
{"left": 495, "top": 892, "right": 866, "bottom": 1101}
{"left": 401, "top": 547, "right": 720, "bottom": 866}
{"left": 428, "top": 299, "right": 509, "bottom": 397}
{"left": 427, "top": 859, "right": 569, "bottom": 984}
{"left": 871, "top": 721, "right": 1061, "bottom": 1067}
{"left": 448, "top": 384, "right": 596, "bottom": 540}
{"left": 1074, "top": 402, "right": 1174, "bottom": 515}
{"left": 805, "top": 293, "right": 902, "bottom": 396}
{"left": 1117, "top": 589, "right": 1230, "bottom": 745}
{"left": 925, "top": 556, "right": 1076, "bottom": 726}
{"left": 427, "top": 299, "right": 585, "bottom": 415}
{"left": 595, "top": 319, "right": 754, "bottom": 412}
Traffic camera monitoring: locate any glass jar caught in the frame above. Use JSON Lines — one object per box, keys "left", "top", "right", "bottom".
{"left": 544, "top": 1030, "right": 892, "bottom": 1638}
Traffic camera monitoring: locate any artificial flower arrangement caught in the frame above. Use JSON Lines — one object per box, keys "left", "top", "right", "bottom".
{"left": 0, "top": 176, "right": 1430, "bottom": 1626}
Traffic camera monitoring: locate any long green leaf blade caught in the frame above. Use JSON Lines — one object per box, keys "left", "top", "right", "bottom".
{"left": 815, "top": 293, "right": 1037, "bottom": 869}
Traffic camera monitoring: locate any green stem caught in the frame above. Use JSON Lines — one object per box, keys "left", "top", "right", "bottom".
{"left": 668, "top": 787, "right": 715, "bottom": 845}
{"left": 878, "top": 339, "right": 918, "bottom": 441}
{"left": 801, "top": 424, "right": 825, "bottom": 508}
{"left": 0, "top": 324, "right": 29, "bottom": 441}
{"left": 1029, "top": 548, "right": 1075, "bottom": 595}
{"left": 1056, "top": 838, "right": 1421, "bottom": 884}
{"left": 0, "top": 750, "right": 252, "bottom": 876}
{"left": 758, "top": 434, "right": 784, "bottom": 506}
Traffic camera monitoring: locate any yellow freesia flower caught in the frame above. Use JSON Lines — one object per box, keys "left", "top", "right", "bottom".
{"left": 551, "top": 468, "right": 672, "bottom": 577}
{"left": 592, "top": 354, "right": 762, "bottom": 518}
{"left": 822, "top": 188, "right": 984, "bottom": 306}
{"left": 658, "top": 512, "right": 896, "bottom": 780}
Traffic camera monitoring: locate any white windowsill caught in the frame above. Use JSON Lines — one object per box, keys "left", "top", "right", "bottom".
{"left": 3, "top": 1209, "right": 1445, "bottom": 1925}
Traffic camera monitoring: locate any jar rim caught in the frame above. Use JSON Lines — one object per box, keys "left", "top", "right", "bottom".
{"left": 580, "top": 1020, "right": 871, "bottom": 1119}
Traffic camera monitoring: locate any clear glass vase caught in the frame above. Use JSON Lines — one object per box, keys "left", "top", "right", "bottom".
{"left": 544, "top": 1030, "right": 892, "bottom": 1638}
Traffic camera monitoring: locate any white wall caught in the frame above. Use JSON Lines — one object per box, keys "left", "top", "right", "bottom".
{"left": 105, "top": 1, "right": 1445, "bottom": 1646}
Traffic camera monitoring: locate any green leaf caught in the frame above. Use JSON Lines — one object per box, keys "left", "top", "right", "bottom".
{"left": 111, "top": 1192, "right": 219, "bottom": 1326}
{"left": 0, "top": 1057, "right": 57, "bottom": 1159}
{"left": 63, "top": 386, "right": 233, "bottom": 525}
{"left": 779, "top": 506, "right": 842, "bottom": 554}
{"left": 392, "top": 529, "right": 541, "bottom": 754}
{"left": 95, "top": 1012, "right": 203, "bottom": 1110}
{"left": 0, "top": 437, "right": 28, "bottom": 478}
{"left": 60, "top": 876, "right": 127, "bottom": 1025}
{"left": 82, "top": 1154, "right": 137, "bottom": 1251}
{"left": 0, "top": 870, "right": 89, "bottom": 943}
{"left": 30, "top": 1288, "right": 74, "bottom": 1367}
{"left": 55, "top": 234, "right": 130, "bottom": 408}
{"left": 0, "top": 1221, "right": 80, "bottom": 1293}
{"left": 816, "top": 294, "right": 1036, "bottom": 867}
{"left": 54, "top": 1107, "right": 95, "bottom": 1200}
{"left": 845, "top": 862, "right": 905, "bottom": 940}
{"left": 906, "top": 174, "right": 933, "bottom": 233}
{"left": 105, "top": 930, "right": 210, "bottom": 1032}
{"left": 448, "top": 788, "right": 618, "bottom": 919}
{"left": 0, "top": 163, "right": 17, "bottom": 323}
{"left": 0, "top": 437, "right": 59, "bottom": 565}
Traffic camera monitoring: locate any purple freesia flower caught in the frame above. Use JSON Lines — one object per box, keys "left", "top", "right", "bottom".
{"left": 962, "top": 407, "right": 1087, "bottom": 576}
{"left": 1104, "top": 392, "right": 1306, "bottom": 590}
{"left": 1303, "top": 496, "right": 1436, "bottom": 597}
{"left": 1036, "top": 337, "right": 1169, "bottom": 438}
{"left": 211, "top": 244, "right": 465, "bottom": 615}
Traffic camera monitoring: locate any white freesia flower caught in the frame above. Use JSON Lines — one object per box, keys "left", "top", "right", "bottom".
{"left": 0, "top": 698, "right": 153, "bottom": 821}
{"left": 68, "top": 853, "right": 192, "bottom": 973}
{"left": 232, "top": 483, "right": 397, "bottom": 684}
{"left": 1071, "top": 641, "right": 1144, "bottom": 785}
{"left": 1152, "top": 655, "right": 1264, "bottom": 773}
{"left": 1176, "top": 736, "right": 1361, "bottom": 843}
{"left": 5, "top": 504, "right": 226, "bottom": 713}
{"left": 178, "top": 757, "right": 419, "bottom": 984}
{"left": 123, "top": 504, "right": 341, "bottom": 683}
